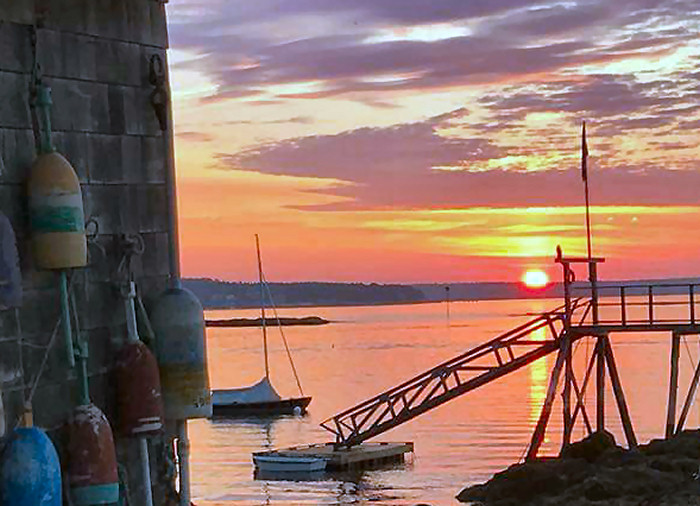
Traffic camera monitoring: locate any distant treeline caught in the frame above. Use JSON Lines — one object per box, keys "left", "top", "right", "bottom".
{"left": 183, "top": 277, "right": 700, "bottom": 309}
{"left": 183, "top": 279, "right": 426, "bottom": 308}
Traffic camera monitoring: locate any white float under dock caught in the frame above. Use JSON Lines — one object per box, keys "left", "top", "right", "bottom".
{"left": 254, "top": 442, "right": 414, "bottom": 471}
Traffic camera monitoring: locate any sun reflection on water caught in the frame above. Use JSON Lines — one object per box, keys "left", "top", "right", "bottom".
{"left": 528, "top": 327, "right": 549, "bottom": 434}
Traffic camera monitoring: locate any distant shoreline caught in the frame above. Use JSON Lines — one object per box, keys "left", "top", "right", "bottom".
{"left": 205, "top": 316, "right": 330, "bottom": 327}
{"left": 203, "top": 298, "right": 464, "bottom": 311}
{"left": 202, "top": 297, "right": 537, "bottom": 311}
{"left": 188, "top": 277, "right": 700, "bottom": 311}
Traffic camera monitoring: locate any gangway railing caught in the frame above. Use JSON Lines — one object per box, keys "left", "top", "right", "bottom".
{"left": 571, "top": 282, "right": 700, "bottom": 329}
{"left": 320, "top": 298, "right": 591, "bottom": 447}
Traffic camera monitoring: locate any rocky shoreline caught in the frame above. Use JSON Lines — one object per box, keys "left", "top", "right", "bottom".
{"left": 457, "top": 430, "right": 700, "bottom": 505}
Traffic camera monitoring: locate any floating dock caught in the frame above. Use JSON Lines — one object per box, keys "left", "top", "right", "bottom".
{"left": 254, "top": 442, "right": 414, "bottom": 471}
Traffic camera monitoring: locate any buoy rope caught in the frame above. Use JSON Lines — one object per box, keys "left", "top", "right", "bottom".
{"left": 14, "top": 308, "right": 26, "bottom": 404}
{"left": 261, "top": 272, "right": 305, "bottom": 397}
{"left": 13, "top": 275, "right": 75, "bottom": 430}
{"left": 682, "top": 335, "right": 696, "bottom": 367}
{"left": 116, "top": 234, "right": 146, "bottom": 283}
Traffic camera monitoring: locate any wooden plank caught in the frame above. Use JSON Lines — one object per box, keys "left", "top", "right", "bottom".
{"left": 562, "top": 342, "right": 573, "bottom": 449}
{"left": 526, "top": 336, "right": 570, "bottom": 460}
{"left": 262, "top": 442, "right": 414, "bottom": 470}
{"left": 596, "top": 335, "right": 605, "bottom": 432}
{"left": 603, "top": 336, "right": 637, "bottom": 448}
{"left": 676, "top": 336, "right": 700, "bottom": 433}
{"left": 569, "top": 364, "right": 593, "bottom": 436}
{"left": 666, "top": 332, "right": 681, "bottom": 438}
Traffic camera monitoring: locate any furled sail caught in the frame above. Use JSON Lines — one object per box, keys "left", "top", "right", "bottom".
{"left": 212, "top": 377, "right": 281, "bottom": 405}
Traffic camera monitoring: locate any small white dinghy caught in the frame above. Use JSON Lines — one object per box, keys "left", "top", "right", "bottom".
{"left": 253, "top": 452, "right": 327, "bottom": 473}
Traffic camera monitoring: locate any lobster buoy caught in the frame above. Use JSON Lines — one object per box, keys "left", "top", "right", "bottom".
{"left": 149, "top": 287, "right": 211, "bottom": 419}
{"left": 28, "top": 152, "right": 86, "bottom": 270}
{"left": 0, "top": 213, "right": 21, "bottom": 309}
{"left": 114, "top": 340, "right": 163, "bottom": 436}
{"left": 66, "top": 404, "right": 119, "bottom": 505}
{"left": 0, "top": 427, "right": 62, "bottom": 505}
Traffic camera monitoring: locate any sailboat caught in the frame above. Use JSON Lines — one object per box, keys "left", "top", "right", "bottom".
{"left": 211, "top": 235, "right": 312, "bottom": 417}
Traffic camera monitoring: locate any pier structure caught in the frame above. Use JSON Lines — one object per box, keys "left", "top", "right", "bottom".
{"left": 321, "top": 247, "right": 700, "bottom": 460}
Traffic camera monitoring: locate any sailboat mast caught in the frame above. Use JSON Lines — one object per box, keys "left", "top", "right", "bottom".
{"left": 255, "top": 234, "right": 270, "bottom": 379}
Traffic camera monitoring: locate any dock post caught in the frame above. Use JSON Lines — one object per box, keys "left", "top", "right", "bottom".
{"left": 596, "top": 334, "right": 605, "bottom": 432}
{"left": 562, "top": 338, "right": 573, "bottom": 449}
{"left": 590, "top": 261, "right": 599, "bottom": 324}
{"left": 676, "top": 336, "right": 700, "bottom": 433}
{"left": 603, "top": 335, "right": 637, "bottom": 447}
{"left": 526, "top": 333, "right": 569, "bottom": 460}
{"left": 666, "top": 332, "right": 681, "bottom": 438}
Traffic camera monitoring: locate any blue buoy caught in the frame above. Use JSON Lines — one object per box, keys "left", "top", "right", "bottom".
{"left": 0, "top": 427, "right": 62, "bottom": 505}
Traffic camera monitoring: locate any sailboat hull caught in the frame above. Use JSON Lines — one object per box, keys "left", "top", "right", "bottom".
{"left": 212, "top": 396, "right": 311, "bottom": 417}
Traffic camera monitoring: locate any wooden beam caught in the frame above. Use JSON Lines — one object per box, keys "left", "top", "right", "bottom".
{"left": 562, "top": 343, "right": 573, "bottom": 449}
{"left": 527, "top": 335, "right": 570, "bottom": 460}
{"left": 596, "top": 335, "right": 605, "bottom": 432}
{"left": 571, "top": 356, "right": 595, "bottom": 433}
{"left": 676, "top": 336, "right": 700, "bottom": 433}
{"left": 603, "top": 336, "right": 637, "bottom": 448}
{"left": 666, "top": 332, "right": 681, "bottom": 438}
{"left": 570, "top": 363, "right": 593, "bottom": 436}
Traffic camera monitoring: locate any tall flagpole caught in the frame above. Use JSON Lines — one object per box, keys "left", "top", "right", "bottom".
{"left": 582, "top": 121, "right": 592, "bottom": 259}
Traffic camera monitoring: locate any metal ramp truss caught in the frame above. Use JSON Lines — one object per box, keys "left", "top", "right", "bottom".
{"left": 322, "top": 250, "right": 700, "bottom": 461}
{"left": 321, "top": 298, "right": 591, "bottom": 448}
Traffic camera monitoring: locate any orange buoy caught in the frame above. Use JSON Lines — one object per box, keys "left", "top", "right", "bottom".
{"left": 28, "top": 152, "right": 86, "bottom": 270}
{"left": 114, "top": 340, "right": 163, "bottom": 436}
{"left": 66, "top": 404, "right": 119, "bottom": 505}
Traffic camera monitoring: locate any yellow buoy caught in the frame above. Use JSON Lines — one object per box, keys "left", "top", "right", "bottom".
{"left": 28, "top": 152, "right": 86, "bottom": 270}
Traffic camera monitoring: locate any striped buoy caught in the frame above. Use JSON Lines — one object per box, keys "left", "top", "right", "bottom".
{"left": 114, "top": 340, "right": 163, "bottom": 436}
{"left": 28, "top": 152, "right": 86, "bottom": 270}
{"left": 0, "top": 427, "right": 62, "bottom": 505}
{"left": 66, "top": 404, "right": 119, "bottom": 505}
{"left": 150, "top": 287, "right": 212, "bottom": 419}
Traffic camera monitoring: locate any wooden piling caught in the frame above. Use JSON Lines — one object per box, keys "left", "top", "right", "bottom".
{"left": 603, "top": 336, "right": 637, "bottom": 447}
{"left": 562, "top": 339, "right": 573, "bottom": 449}
{"left": 527, "top": 336, "right": 569, "bottom": 460}
{"left": 596, "top": 334, "right": 605, "bottom": 432}
{"left": 676, "top": 336, "right": 700, "bottom": 433}
{"left": 666, "top": 332, "right": 681, "bottom": 439}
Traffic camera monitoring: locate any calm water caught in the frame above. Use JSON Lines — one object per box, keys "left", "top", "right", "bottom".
{"left": 190, "top": 298, "right": 700, "bottom": 505}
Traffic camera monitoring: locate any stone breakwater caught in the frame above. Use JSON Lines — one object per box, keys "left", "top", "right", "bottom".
{"left": 458, "top": 430, "right": 700, "bottom": 505}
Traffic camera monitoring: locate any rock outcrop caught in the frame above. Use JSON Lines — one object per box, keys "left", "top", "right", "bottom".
{"left": 457, "top": 430, "right": 700, "bottom": 505}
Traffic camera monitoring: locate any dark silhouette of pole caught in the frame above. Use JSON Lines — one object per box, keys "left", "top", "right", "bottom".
{"left": 445, "top": 286, "right": 451, "bottom": 326}
{"left": 255, "top": 234, "right": 270, "bottom": 379}
{"left": 582, "top": 122, "right": 592, "bottom": 260}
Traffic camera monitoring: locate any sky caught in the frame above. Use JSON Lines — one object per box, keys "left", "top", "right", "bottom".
{"left": 165, "top": 0, "right": 700, "bottom": 283}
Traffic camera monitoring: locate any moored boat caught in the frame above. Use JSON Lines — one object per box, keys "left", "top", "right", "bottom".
{"left": 252, "top": 452, "right": 327, "bottom": 473}
{"left": 212, "top": 377, "right": 311, "bottom": 416}
{"left": 211, "top": 235, "right": 311, "bottom": 418}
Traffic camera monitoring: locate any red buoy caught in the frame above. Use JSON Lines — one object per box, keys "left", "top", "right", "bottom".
{"left": 114, "top": 341, "right": 163, "bottom": 436}
{"left": 66, "top": 404, "right": 119, "bottom": 505}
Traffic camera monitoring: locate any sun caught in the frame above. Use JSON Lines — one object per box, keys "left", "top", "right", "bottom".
{"left": 522, "top": 269, "right": 549, "bottom": 289}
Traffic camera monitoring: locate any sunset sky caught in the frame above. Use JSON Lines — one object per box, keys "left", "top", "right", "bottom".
{"left": 165, "top": 0, "right": 700, "bottom": 283}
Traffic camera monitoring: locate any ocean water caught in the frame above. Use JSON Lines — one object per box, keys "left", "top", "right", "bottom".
{"left": 189, "top": 298, "right": 700, "bottom": 505}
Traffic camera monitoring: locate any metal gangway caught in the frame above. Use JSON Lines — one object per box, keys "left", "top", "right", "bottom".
{"left": 321, "top": 248, "right": 700, "bottom": 458}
